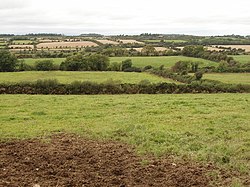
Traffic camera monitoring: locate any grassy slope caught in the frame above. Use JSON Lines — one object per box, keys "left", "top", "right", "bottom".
{"left": 230, "top": 55, "right": 250, "bottom": 64}
{"left": 0, "top": 71, "right": 175, "bottom": 84}
{"left": 23, "top": 56, "right": 218, "bottom": 68}
{"left": 110, "top": 56, "right": 218, "bottom": 68}
{"left": 203, "top": 73, "right": 250, "bottom": 85}
{"left": 0, "top": 94, "right": 249, "bottom": 174}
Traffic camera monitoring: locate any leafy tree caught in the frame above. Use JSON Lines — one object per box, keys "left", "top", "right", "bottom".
{"left": 35, "top": 60, "right": 54, "bottom": 71}
{"left": 88, "top": 54, "right": 110, "bottom": 71}
{"left": 60, "top": 54, "right": 89, "bottom": 71}
{"left": 121, "top": 59, "right": 132, "bottom": 71}
{"left": 171, "top": 61, "right": 190, "bottom": 73}
{"left": 0, "top": 50, "right": 18, "bottom": 72}
{"left": 141, "top": 45, "right": 157, "bottom": 56}
{"left": 194, "top": 71, "right": 203, "bottom": 80}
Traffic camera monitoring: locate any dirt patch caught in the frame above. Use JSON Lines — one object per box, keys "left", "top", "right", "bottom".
{"left": 0, "top": 134, "right": 246, "bottom": 187}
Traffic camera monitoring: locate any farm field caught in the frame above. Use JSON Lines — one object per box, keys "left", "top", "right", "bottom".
{"left": 12, "top": 40, "right": 33, "bottom": 44}
{"left": 230, "top": 55, "right": 250, "bottom": 64}
{"left": 36, "top": 41, "right": 98, "bottom": 49}
{"left": 144, "top": 39, "right": 187, "bottom": 43}
{"left": 216, "top": 45, "right": 250, "bottom": 52}
{"left": 0, "top": 71, "right": 173, "bottom": 84}
{"left": 110, "top": 56, "right": 218, "bottom": 68}
{"left": 22, "top": 56, "right": 218, "bottom": 68}
{"left": 96, "top": 39, "right": 119, "bottom": 45}
{"left": 0, "top": 94, "right": 249, "bottom": 186}
{"left": 203, "top": 73, "right": 250, "bottom": 85}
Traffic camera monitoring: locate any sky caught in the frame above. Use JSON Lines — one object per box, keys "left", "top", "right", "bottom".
{"left": 0, "top": 0, "right": 250, "bottom": 36}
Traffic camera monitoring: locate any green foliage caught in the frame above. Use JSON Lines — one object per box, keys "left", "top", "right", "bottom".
{"left": 60, "top": 54, "right": 110, "bottom": 71}
{"left": 141, "top": 45, "right": 157, "bottom": 56}
{"left": 121, "top": 59, "right": 132, "bottom": 71}
{"left": 35, "top": 60, "right": 54, "bottom": 71}
{"left": 171, "top": 61, "right": 190, "bottom": 73}
{"left": 0, "top": 50, "right": 18, "bottom": 72}
{"left": 194, "top": 71, "right": 203, "bottom": 80}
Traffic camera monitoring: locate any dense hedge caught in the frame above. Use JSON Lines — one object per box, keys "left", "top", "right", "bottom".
{"left": 0, "top": 79, "right": 249, "bottom": 95}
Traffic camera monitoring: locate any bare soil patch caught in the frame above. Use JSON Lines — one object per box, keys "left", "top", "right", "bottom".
{"left": 0, "top": 134, "right": 246, "bottom": 187}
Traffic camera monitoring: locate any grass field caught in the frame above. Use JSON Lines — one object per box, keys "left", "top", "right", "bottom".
{"left": 0, "top": 94, "right": 249, "bottom": 174}
{"left": 23, "top": 56, "right": 218, "bottom": 68}
{"left": 203, "top": 73, "right": 250, "bottom": 85}
{"left": 23, "top": 58, "right": 65, "bottom": 65}
{"left": 13, "top": 40, "right": 33, "bottom": 44}
{"left": 230, "top": 55, "right": 250, "bottom": 64}
{"left": 0, "top": 71, "right": 174, "bottom": 84}
{"left": 110, "top": 56, "right": 218, "bottom": 68}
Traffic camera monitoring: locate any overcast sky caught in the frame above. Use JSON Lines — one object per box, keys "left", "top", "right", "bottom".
{"left": 1, "top": 0, "right": 250, "bottom": 36}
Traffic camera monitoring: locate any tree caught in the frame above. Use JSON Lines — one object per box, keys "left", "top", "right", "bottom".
{"left": 171, "top": 61, "right": 190, "bottom": 73}
{"left": 0, "top": 50, "right": 18, "bottom": 72}
{"left": 35, "top": 60, "right": 54, "bottom": 71}
{"left": 141, "top": 45, "right": 157, "bottom": 56}
{"left": 121, "top": 59, "right": 132, "bottom": 71}
{"left": 88, "top": 54, "right": 110, "bottom": 71}
{"left": 194, "top": 71, "right": 203, "bottom": 80}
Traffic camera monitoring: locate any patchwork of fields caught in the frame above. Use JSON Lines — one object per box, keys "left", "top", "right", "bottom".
{"left": 0, "top": 71, "right": 175, "bottom": 84}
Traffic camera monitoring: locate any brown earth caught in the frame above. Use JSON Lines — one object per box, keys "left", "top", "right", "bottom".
{"left": 0, "top": 134, "right": 247, "bottom": 187}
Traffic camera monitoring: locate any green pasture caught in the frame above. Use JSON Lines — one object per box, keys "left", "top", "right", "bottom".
{"left": 203, "top": 73, "right": 250, "bottom": 85}
{"left": 0, "top": 94, "right": 249, "bottom": 175}
{"left": 22, "top": 56, "right": 218, "bottom": 68}
{"left": 0, "top": 71, "right": 174, "bottom": 84}
{"left": 110, "top": 56, "right": 218, "bottom": 68}
{"left": 230, "top": 55, "right": 250, "bottom": 64}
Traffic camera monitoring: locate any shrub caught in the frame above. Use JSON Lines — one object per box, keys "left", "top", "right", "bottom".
{"left": 35, "top": 60, "right": 54, "bottom": 71}
{"left": 0, "top": 50, "right": 18, "bottom": 72}
{"left": 121, "top": 59, "right": 132, "bottom": 71}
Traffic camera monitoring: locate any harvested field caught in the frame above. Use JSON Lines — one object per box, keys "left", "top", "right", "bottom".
{"left": 119, "top": 40, "right": 144, "bottom": 44}
{"left": 128, "top": 47, "right": 168, "bottom": 52}
{"left": 96, "top": 40, "right": 119, "bottom": 45}
{"left": 0, "top": 133, "right": 240, "bottom": 187}
{"left": 36, "top": 41, "right": 98, "bottom": 49}
{"left": 205, "top": 46, "right": 224, "bottom": 52}
{"left": 12, "top": 40, "right": 33, "bottom": 44}
{"left": 9, "top": 45, "right": 34, "bottom": 49}
{"left": 215, "top": 45, "right": 250, "bottom": 52}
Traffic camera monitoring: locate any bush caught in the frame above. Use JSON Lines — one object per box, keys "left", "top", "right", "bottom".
{"left": 194, "top": 71, "right": 203, "bottom": 80}
{"left": 0, "top": 50, "right": 18, "bottom": 72}
{"left": 35, "top": 60, "right": 54, "bottom": 71}
{"left": 121, "top": 59, "right": 132, "bottom": 71}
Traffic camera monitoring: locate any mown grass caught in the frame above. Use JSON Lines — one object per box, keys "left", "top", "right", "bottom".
{"left": 23, "top": 56, "right": 218, "bottom": 68}
{"left": 110, "top": 56, "right": 218, "bottom": 68}
{"left": 0, "top": 94, "right": 249, "bottom": 175}
{"left": 230, "top": 55, "right": 250, "bottom": 64}
{"left": 0, "top": 71, "right": 175, "bottom": 84}
{"left": 203, "top": 73, "right": 250, "bottom": 85}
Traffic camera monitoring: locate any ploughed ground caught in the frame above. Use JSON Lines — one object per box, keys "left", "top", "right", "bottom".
{"left": 0, "top": 134, "right": 248, "bottom": 187}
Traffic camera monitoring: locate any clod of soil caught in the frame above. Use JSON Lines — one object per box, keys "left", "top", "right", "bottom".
{"left": 0, "top": 134, "right": 244, "bottom": 187}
